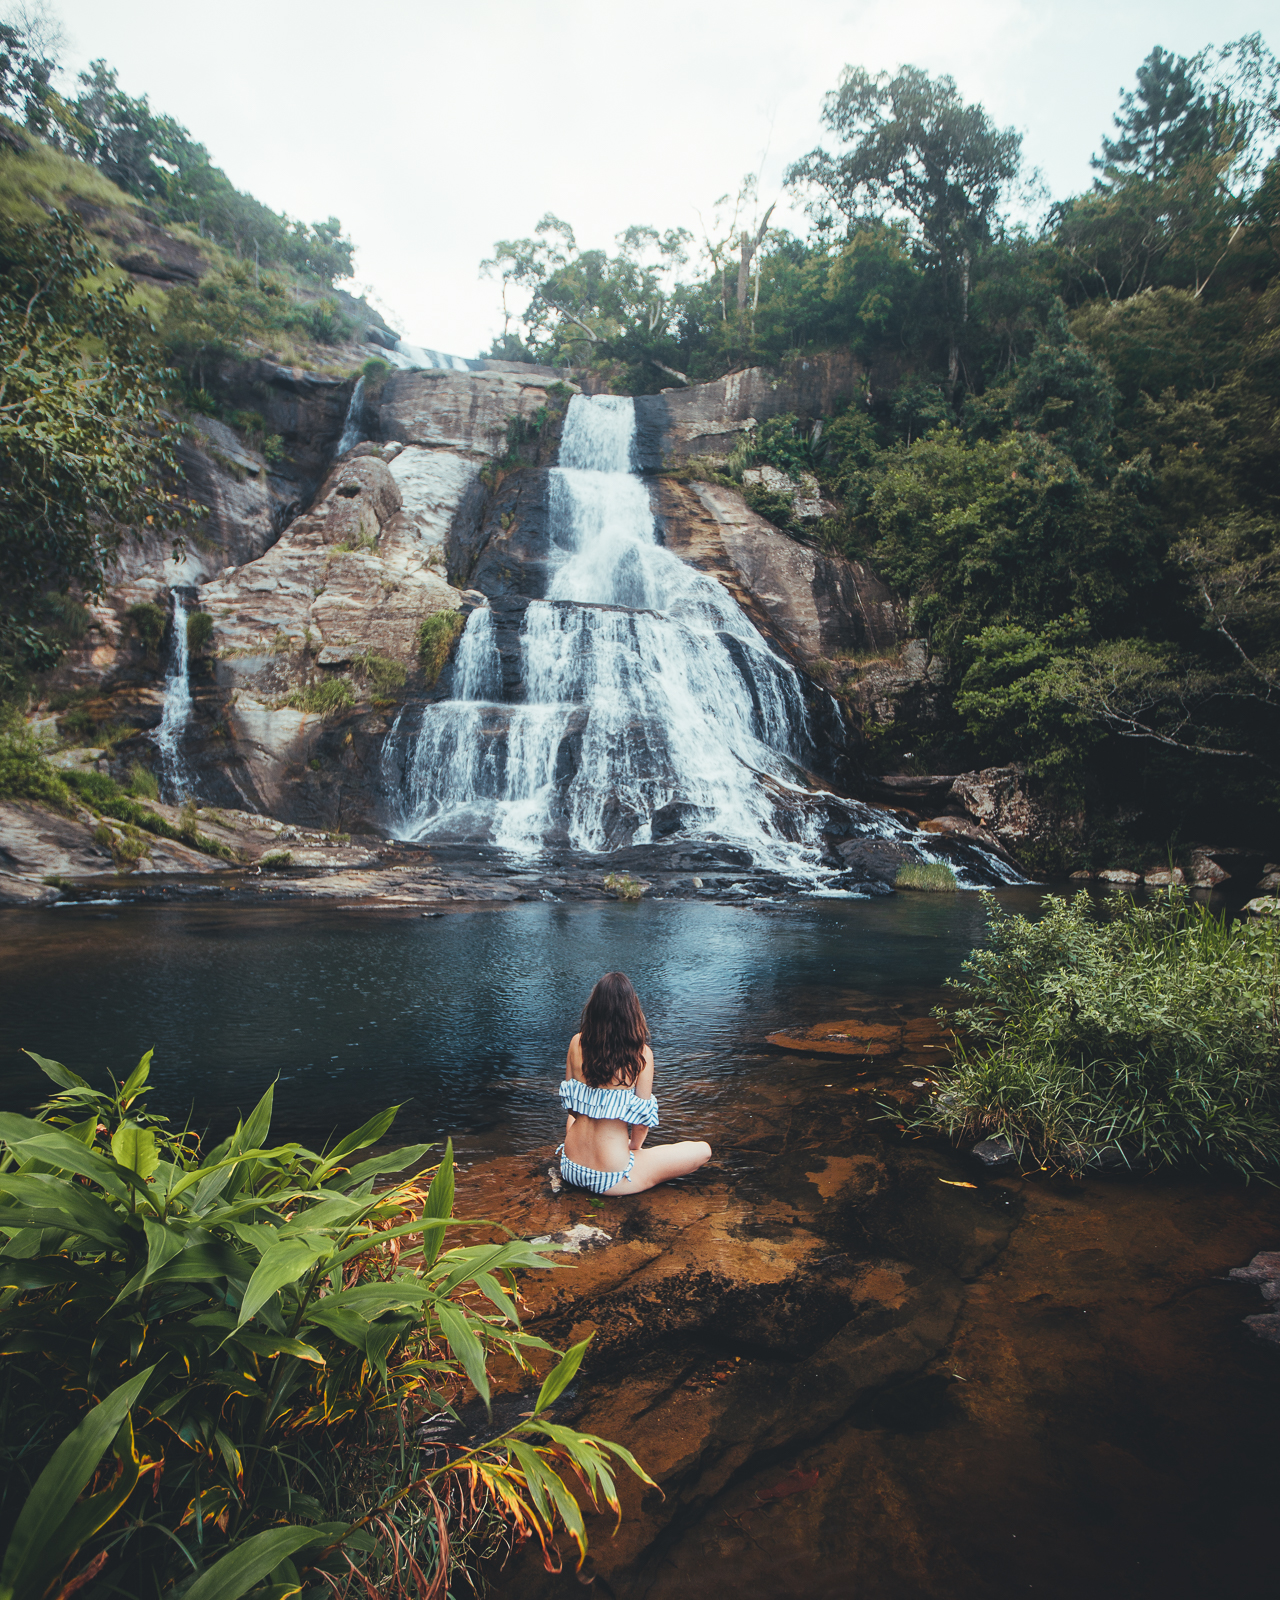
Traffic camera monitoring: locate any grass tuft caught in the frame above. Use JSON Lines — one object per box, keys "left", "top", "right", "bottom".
{"left": 896, "top": 861, "right": 958, "bottom": 892}
{"left": 908, "top": 888, "right": 1280, "bottom": 1178}
{"left": 418, "top": 610, "right": 466, "bottom": 686}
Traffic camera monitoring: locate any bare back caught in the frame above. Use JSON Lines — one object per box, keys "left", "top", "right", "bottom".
{"left": 563, "top": 1032, "right": 655, "bottom": 1170}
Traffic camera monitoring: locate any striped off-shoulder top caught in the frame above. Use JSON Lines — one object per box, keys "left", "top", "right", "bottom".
{"left": 559, "top": 1077, "right": 660, "bottom": 1128}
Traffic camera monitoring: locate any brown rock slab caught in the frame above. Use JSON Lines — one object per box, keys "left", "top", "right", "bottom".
{"left": 767, "top": 1019, "right": 904, "bottom": 1056}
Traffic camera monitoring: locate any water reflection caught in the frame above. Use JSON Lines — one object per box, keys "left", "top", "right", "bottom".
{"left": 0, "top": 891, "right": 1046, "bottom": 1150}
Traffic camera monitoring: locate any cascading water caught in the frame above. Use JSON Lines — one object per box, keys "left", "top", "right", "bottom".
{"left": 155, "top": 593, "right": 193, "bottom": 802}
{"left": 336, "top": 376, "right": 365, "bottom": 455}
{"left": 385, "top": 395, "right": 843, "bottom": 868}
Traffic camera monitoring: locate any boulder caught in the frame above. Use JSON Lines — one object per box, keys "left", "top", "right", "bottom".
{"left": 376, "top": 368, "right": 574, "bottom": 457}
{"left": 1143, "top": 867, "right": 1185, "bottom": 885}
{"left": 1243, "top": 896, "right": 1279, "bottom": 917}
{"left": 1098, "top": 869, "right": 1141, "bottom": 884}
{"left": 1251, "top": 864, "right": 1280, "bottom": 895}
{"left": 636, "top": 353, "right": 866, "bottom": 466}
{"left": 1185, "top": 847, "right": 1230, "bottom": 888}
{"left": 948, "top": 765, "right": 1083, "bottom": 871}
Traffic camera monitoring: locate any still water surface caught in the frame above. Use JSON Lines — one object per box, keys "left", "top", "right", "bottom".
{"left": 0, "top": 891, "right": 1043, "bottom": 1150}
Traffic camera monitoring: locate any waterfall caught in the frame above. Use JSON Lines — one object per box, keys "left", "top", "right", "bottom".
{"left": 155, "top": 593, "right": 193, "bottom": 802}
{"left": 385, "top": 395, "right": 842, "bottom": 867}
{"left": 336, "top": 376, "right": 365, "bottom": 455}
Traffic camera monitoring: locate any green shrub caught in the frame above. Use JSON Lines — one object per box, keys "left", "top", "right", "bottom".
{"left": 285, "top": 678, "right": 356, "bottom": 718}
{"left": 354, "top": 651, "right": 407, "bottom": 697}
{"left": 127, "top": 601, "right": 167, "bottom": 653}
{"left": 0, "top": 710, "right": 71, "bottom": 809}
{"left": 124, "top": 760, "right": 160, "bottom": 799}
{"left": 259, "top": 848, "right": 293, "bottom": 869}
{"left": 63, "top": 770, "right": 237, "bottom": 862}
{"left": 92, "top": 819, "right": 150, "bottom": 871}
{"left": 417, "top": 610, "right": 466, "bottom": 686}
{"left": 910, "top": 889, "right": 1280, "bottom": 1177}
{"left": 604, "top": 872, "right": 645, "bottom": 901}
{"left": 361, "top": 356, "right": 391, "bottom": 381}
{"left": 0, "top": 1052, "right": 651, "bottom": 1597}
{"left": 186, "top": 610, "right": 214, "bottom": 652}
{"left": 896, "top": 861, "right": 958, "bottom": 892}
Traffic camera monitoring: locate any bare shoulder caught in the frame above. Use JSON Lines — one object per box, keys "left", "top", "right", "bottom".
{"left": 565, "top": 1032, "right": 583, "bottom": 1080}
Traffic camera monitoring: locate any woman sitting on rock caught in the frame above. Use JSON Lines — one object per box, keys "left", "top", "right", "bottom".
{"left": 558, "top": 971, "right": 712, "bottom": 1195}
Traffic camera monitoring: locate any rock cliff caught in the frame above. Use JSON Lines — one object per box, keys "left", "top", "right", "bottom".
{"left": 22, "top": 358, "right": 922, "bottom": 858}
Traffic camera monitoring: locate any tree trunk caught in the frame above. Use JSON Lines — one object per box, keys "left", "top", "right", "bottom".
{"left": 735, "top": 203, "right": 777, "bottom": 314}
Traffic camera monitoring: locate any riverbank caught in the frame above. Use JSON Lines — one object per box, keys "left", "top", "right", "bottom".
{"left": 456, "top": 1045, "right": 1280, "bottom": 1600}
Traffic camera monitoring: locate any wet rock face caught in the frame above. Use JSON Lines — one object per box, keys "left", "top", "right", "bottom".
{"left": 658, "top": 479, "right": 900, "bottom": 661}
{"left": 376, "top": 368, "right": 572, "bottom": 456}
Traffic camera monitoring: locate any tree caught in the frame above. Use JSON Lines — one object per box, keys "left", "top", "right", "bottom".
{"left": 1094, "top": 46, "right": 1212, "bottom": 182}
{"left": 0, "top": 213, "right": 185, "bottom": 684}
{"left": 786, "top": 65, "right": 1021, "bottom": 392}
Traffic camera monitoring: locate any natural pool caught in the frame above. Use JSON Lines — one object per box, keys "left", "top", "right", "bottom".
{"left": 2, "top": 888, "right": 1277, "bottom": 1599}
{"left": 0, "top": 889, "right": 1044, "bottom": 1147}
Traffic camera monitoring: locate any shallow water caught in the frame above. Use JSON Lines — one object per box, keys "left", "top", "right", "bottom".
{"left": 0, "top": 890, "right": 1043, "bottom": 1146}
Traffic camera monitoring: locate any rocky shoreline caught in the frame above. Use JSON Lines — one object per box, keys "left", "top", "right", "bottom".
{"left": 439, "top": 1006, "right": 1280, "bottom": 1599}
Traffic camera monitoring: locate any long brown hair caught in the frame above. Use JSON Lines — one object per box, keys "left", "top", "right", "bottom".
{"left": 578, "top": 971, "right": 649, "bottom": 1088}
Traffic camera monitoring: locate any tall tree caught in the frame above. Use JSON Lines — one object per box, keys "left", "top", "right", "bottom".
{"left": 786, "top": 65, "right": 1021, "bottom": 393}
{"left": 0, "top": 214, "right": 185, "bottom": 681}
{"left": 1093, "top": 46, "right": 1212, "bottom": 181}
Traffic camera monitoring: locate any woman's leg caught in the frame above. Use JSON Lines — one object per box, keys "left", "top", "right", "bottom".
{"left": 607, "top": 1140, "right": 711, "bottom": 1195}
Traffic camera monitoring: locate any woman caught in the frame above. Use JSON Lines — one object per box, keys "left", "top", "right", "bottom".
{"left": 558, "top": 971, "right": 712, "bottom": 1196}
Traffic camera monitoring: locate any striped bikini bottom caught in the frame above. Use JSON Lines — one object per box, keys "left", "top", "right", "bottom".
{"left": 556, "top": 1144, "right": 636, "bottom": 1195}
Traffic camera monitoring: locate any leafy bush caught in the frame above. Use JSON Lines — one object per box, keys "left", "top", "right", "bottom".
{"left": 92, "top": 819, "right": 150, "bottom": 871}
{"left": 258, "top": 849, "right": 293, "bottom": 869}
{"left": 896, "top": 861, "right": 958, "bottom": 891}
{"left": 127, "top": 602, "right": 167, "bottom": 654}
{"left": 285, "top": 678, "right": 355, "bottom": 718}
{"left": 0, "top": 709, "right": 71, "bottom": 809}
{"left": 0, "top": 1053, "right": 650, "bottom": 1596}
{"left": 418, "top": 611, "right": 466, "bottom": 686}
{"left": 354, "top": 652, "right": 407, "bottom": 697}
{"left": 912, "top": 889, "right": 1280, "bottom": 1176}
{"left": 604, "top": 872, "right": 645, "bottom": 901}
{"left": 63, "top": 769, "right": 237, "bottom": 861}
{"left": 186, "top": 610, "right": 215, "bottom": 653}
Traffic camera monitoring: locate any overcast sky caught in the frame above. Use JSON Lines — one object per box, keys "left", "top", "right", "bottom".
{"left": 50, "top": 0, "right": 1277, "bottom": 357}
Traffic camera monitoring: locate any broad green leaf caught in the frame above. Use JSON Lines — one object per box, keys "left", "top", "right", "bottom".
{"left": 420, "top": 1140, "right": 454, "bottom": 1269}
{"left": 119, "top": 1049, "right": 153, "bottom": 1107}
{"left": 0, "top": 1174, "right": 129, "bottom": 1250}
{"left": 111, "top": 1121, "right": 159, "bottom": 1180}
{"left": 339, "top": 1142, "right": 435, "bottom": 1190}
{"left": 534, "top": 1337, "right": 590, "bottom": 1415}
{"left": 182, "top": 1526, "right": 324, "bottom": 1600}
{"left": 437, "top": 1302, "right": 490, "bottom": 1404}
{"left": 231, "top": 1330, "right": 326, "bottom": 1364}
{"left": 1, "top": 1128, "right": 133, "bottom": 1202}
{"left": 318, "top": 1105, "right": 401, "bottom": 1168}
{"left": 146, "top": 1238, "right": 249, "bottom": 1287}
{"left": 326, "top": 1215, "right": 450, "bottom": 1270}
{"left": 236, "top": 1083, "right": 276, "bottom": 1157}
{"left": 237, "top": 1236, "right": 331, "bottom": 1326}
{"left": 22, "top": 1051, "right": 87, "bottom": 1090}
{"left": 0, "top": 1366, "right": 153, "bottom": 1599}
{"left": 0, "top": 1256, "right": 95, "bottom": 1290}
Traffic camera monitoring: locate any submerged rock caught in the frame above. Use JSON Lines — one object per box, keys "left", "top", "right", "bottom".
{"left": 971, "top": 1137, "right": 1019, "bottom": 1169}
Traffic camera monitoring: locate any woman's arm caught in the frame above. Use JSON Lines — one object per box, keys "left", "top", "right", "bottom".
{"left": 628, "top": 1048, "right": 656, "bottom": 1150}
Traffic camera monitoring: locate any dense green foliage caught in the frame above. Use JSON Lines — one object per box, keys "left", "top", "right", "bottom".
{"left": 487, "top": 38, "right": 1279, "bottom": 849}
{"left": 914, "top": 889, "right": 1280, "bottom": 1176}
{"left": 0, "top": 19, "right": 353, "bottom": 285}
{"left": 0, "top": 1053, "right": 651, "bottom": 1597}
{"left": 0, "top": 212, "right": 185, "bottom": 684}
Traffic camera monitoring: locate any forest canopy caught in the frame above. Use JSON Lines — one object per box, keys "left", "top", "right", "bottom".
{"left": 483, "top": 37, "right": 1279, "bottom": 858}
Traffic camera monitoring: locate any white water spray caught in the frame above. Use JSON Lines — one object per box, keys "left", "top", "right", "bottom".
{"left": 155, "top": 593, "right": 193, "bottom": 802}
{"left": 388, "top": 396, "right": 838, "bottom": 865}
